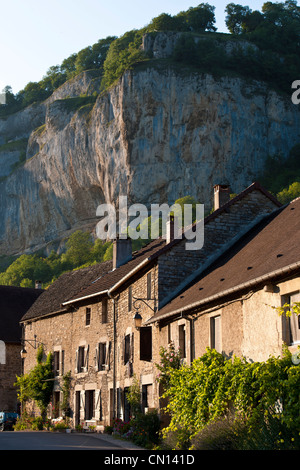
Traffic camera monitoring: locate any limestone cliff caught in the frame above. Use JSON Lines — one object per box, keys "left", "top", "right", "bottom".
{"left": 0, "top": 61, "right": 299, "bottom": 256}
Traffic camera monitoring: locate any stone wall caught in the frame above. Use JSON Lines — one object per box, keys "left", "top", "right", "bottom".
{"left": 22, "top": 264, "right": 162, "bottom": 427}
{"left": 0, "top": 343, "right": 21, "bottom": 412}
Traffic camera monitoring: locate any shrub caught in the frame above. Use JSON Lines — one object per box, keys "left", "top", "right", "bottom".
{"left": 53, "top": 420, "right": 69, "bottom": 430}
{"left": 160, "top": 347, "right": 300, "bottom": 449}
{"left": 32, "top": 416, "right": 44, "bottom": 431}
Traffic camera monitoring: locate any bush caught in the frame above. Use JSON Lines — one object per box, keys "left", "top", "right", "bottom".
{"left": 111, "top": 411, "right": 161, "bottom": 449}
{"left": 160, "top": 347, "right": 300, "bottom": 449}
{"left": 32, "top": 416, "right": 44, "bottom": 431}
{"left": 53, "top": 420, "right": 69, "bottom": 430}
{"left": 190, "top": 415, "right": 247, "bottom": 450}
{"left": 14, "top": 413, "right": 45, "bottom": 431}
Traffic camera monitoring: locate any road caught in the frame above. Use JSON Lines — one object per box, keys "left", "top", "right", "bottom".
{"left": 0, "top": 431, "right": 142, "bottom": 451}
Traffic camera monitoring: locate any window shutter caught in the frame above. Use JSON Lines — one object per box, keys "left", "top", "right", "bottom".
{"left": 105, "top": 341, "right": 111, "bottom": 370}
{"left": 75, "top": 349, "right": 78, "bottom": 373}
{"left": 84, "top": 345, "right": 89, "bottom": 372}
{"left": 95, "top": 345, "right": 99, "bottom": 370}
{"left": 130, "top": 333, "right": 134, "bottom": 362}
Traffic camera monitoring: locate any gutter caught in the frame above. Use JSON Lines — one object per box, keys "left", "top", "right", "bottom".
{"left": 146, "top": 260, "right": 300, "bottom": 324}
{"left": 62, "top": 289, "right": 108, "bottom": 306}
{"left": 62, "top": 258, "right": 150, "bottom": 306}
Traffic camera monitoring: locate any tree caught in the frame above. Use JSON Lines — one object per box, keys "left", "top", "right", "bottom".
{"left": 74, "top": 37, "right": 117, "bottom": 76}
{"left": 147, "top": 13, "right": 182, "bottom": 32}
{"left": 63, "top": 230, "right": 93, "bottom": 267}
{"left": 184, "top": 3, "right": 217, "bottom": 32}
{"left": 277, "top": 181, "right": 300, "bottom": 204}
{"left": 225, "top": 3, "right": 252, "bottom": 34}
{"left": 102, "top": 31, "right": 146, "bottom": 89}
{"left": 41, "top": 65, "right": 66, "bottom": 95}
{"left": 60, "top": 53, "right": 78, "bottom": 80}
{"left": 15, "top": 346, "right": 53, "bottom": 421}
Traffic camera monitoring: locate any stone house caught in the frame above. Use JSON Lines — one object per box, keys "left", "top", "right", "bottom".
{"left": 19, "top": 182, "right": 286, "bottom": 428}
{"left": 0, "top": 285, "right": 43, "bottom": 412}
{"left": 148, "top": 194, "right": 300, "bottom": 363}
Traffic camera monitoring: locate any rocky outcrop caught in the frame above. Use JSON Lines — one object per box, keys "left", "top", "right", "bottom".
{"left": 0, "top": 61, "right": 299, "bottom": 256}
{"left": 142, "top": 31, "right": 259, "bottom": 59}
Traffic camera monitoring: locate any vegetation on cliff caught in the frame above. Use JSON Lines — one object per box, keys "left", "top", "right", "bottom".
{"left": 1, "top": 1, "right": 300, "bottom": 115}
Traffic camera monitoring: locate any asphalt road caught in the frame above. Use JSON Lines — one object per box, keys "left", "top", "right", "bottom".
{"left": 0, "top": 431, "right": 142, "bottom": 451}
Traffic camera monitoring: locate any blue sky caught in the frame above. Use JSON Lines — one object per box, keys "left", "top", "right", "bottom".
{"left": 0, "top": 0, "right": 267, "bottom": 94}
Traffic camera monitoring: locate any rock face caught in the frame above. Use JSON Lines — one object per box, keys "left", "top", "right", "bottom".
{"left": 0, "top": 60, "right": 300, "bottom": 256}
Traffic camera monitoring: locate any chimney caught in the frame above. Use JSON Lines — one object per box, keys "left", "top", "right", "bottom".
{"left": 166, "top": 214, "right": 179, "bottom": 244}
{"left": 214, "top": 184, "right": 231, "bottom": 211}
{"left": 35, "top": 280, "right": 42, "bottom": 289}
{"left": 113, "top": 237, "right": 132, "bottom": 269}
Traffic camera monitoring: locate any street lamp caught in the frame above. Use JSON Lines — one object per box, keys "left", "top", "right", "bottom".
{"left": 20, "top": 335, "right": 44, "bottom": 358}
{"left": 133, "top": 312, "right": 143, "bottom": 329}
{"left": 132, "top": 296, "right": 156, "bottom": 329}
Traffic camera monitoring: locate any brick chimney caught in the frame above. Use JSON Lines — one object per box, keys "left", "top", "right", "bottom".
{"left": 214, "top": 184, "right": 231, "bottom": 210}
{"left": 113, "top": 237, "right": 132, "bottom": 269}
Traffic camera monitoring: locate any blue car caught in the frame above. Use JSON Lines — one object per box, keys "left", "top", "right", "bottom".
{"left": 0, "top": 412, "right": 19, "bottom": 431}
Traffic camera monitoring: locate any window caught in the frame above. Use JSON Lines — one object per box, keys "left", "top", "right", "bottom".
{"left": 147, "top": 272, "right": 152, "bottom": 300}
{"left": 128, "top": 286, "right": 132, "bottom": 312}
{"left": 97, "top": 342, "right": 111, "bottom": 371}
{"left": 210, "top": 315, "right": 221, "bottom": 352}
{"left": 102, "top": 298, "right": 108, "bottom": 323}
{"left": 85, "top": 390, "right": 95, "bottom": 420}
{"left": 140, "top": 327, "right": 152, "bottom": 361}
{"left": 86, "top": 307, "right": 91, "bottom": 326}
{"left": 77, "top": 345, "right": 89, "bottom": 373}
{"left": 287, "top": 293, "right": 300, "bottom": 345}
{"left": 179, "top": 324, "right": 186, "bottom": 358}
{"left": 142, "top": 384, "right": 149, "bottom": 409}
{"left": 53, "top": 350, "right": 64, "bottom": 376}
{"left": 124, "top": 334, "right": 131, "bottom": 364}
{"left": 167, "top": 323, "right": 171, "bottom": 344}
{"left": 142, "top": 384, "right": 152, "bottom": 413}
{"left": 53, "top": 391, "right": 60, "bottom": 418}
{"left": 53, "top": 351, "right": 60, "bottom": 376}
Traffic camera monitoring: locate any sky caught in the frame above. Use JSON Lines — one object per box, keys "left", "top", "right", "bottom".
{"left": 0, "top": 0, "right": 268, "bottom": 95}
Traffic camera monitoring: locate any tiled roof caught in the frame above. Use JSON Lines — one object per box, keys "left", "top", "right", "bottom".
{"left": 148, "top": 197, "right": 300, "bottom": 323}
{"left": 0, "top": 286, "right": 43, "bottom": 342}
{"left": 62, "top": 237, "right": 167, "bottom": 304}
{"left": 21, "top": 260, "right": 113, "bottom": 322}
{"left": 21, "top": 237, "right": 167, "bottom": 321}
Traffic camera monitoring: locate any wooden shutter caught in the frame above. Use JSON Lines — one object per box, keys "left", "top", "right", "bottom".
{"left": 84, "top": 345, "right": 89, "bottom": 372}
